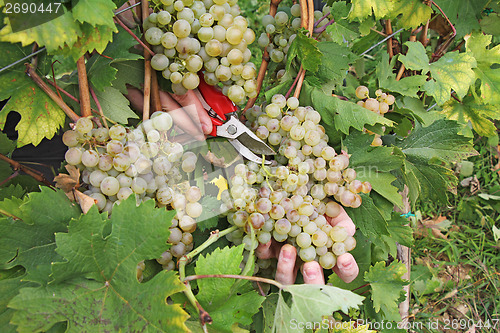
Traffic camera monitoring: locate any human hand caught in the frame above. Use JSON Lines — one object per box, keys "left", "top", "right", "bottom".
{"left": 126, "top": 86, "right": 213, "bottom": 141}
{"left": 256, "top": 206, "right": 359, "bottom": 285}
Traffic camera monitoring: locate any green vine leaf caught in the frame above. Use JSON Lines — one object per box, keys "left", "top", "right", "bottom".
{"left": 433, "top": 0, "right": 489, "bottom": 38}
{"left": 286, "top": 29, "right": 322, "bottom": 73}
{"left": 348, "top": 0, "right": 396, "bottom": 21}
{"left": 465, "top": 33, "right": 500, "bottom": 105}
{"left": 0, "top": 11, "right": 82, "bottom": 53}
{"left": 196, "top": 195, "right": 221, "bottom": 231}
{"left": 399, "top": 42, "right": 477, "bottom": 105}
{"left": 9, "top": 198, "right": 188, "bottom": 332}
{"left": 441, "top": 97, "right": 500, "bottom": 137}
{"left": 365, "top": 261, "right": 407, "bottom": 321}
{"left": 0, "top": 43, "right": 67, "bottom": 147}
{"left": 377, "top": 53, "right": 427, "bottom": 98}
{"left": 394, "top": 119, "right": 477, "bottom": 206}
{"left": 273, "top": 285, "right": 364, "bottom": 333}
{"left": 345, "top": 193, "right": 390, "bottom": 238}
{"left": 194, "top": 245, "right": 265, "bottom": 333}
{"left": 0, "top": 267, "right": 34, "bottom": 333}
{"left": 301, "top": 82, "right": 393, "bottom": 137}
{"left": 72, "top": 0, "right": 117, "bottom": 29}
{"left": 344, "top": 132, "right": 404, "bottom": 208}
{"left": 90, "top": 86, "right": 139, "bottom": 124}
{"left": 0, "top": 188, "right": 81, "bottom": 285}
{"left": 56, "top": 24, "right": 115, "bottom": 61}
{"left": 326, "top": 2, "right": 359, "bottom": 46}
{"left": 392, "top": 0, "right": 433, "bottom": 29}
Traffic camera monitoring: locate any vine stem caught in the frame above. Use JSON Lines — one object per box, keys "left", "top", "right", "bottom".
{"left": 178, "top": 226, "right": 238, "bottom": 326}
{"left": 292, "top": 0, "right": 314, "bottom": 99}
{"left": 89, "top": 86, "right": 109, "bottom": 129}
{"left": 25, "top": 64, "right": 80, "bottom": 122}
{"left": 430, "top": 0, "right": 456, "bottom": 39}
{"left": 0, "top": 153, "right": 55, "bottom": 189}
{"left": 385, "top": 19, "right": 394, "bottom": 60}
{"left": 0, "top": 207, "right": 20, "bottom": 220}
{"left": 313, "top": 18, "right": 335, "bottom": 36}
{"left": 113, "top": 16, "right": 155, "bottom": 57}
{"left": 243, "top": 0, "right": 283, "bottom": 113}
{"left": 0, "top": 170, "right": 19, "bottom": 187}
{"left": 313, "top": 12, "right": 329, "bottom": 29}
{"left": 47, "top": 80, "right": 80, "bottom": 103}
{"left": 284, "top": 66, "right": 303, "bottom": 99}
{"left": 151, "top": 69, "right": 162, "bottom": 112}
{"left": 141, "top": 0, "right": 152, "bottom": 121}
{"left": 396, "top": 35, "right": 416, "bottom": 81}
{"left": 77, "top": 56, "right": 92, "bottom": 117}
{"left": 183, "top": 274, "right": 284, "bottom": 290}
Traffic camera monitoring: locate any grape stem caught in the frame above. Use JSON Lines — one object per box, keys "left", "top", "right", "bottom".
{"left": 0, "top": 170, "right": 19, "bottom": 187}
{"left": 0, "top": 153, "right": 55, "bottom": 189}
{"left": 284, "top": 66, "right": 303, "bottom": 99}
{"left": 141, "top": 0, "right": 152, "bottom": 121}
{"left": 25, "top": 64, "right": 80, "bottom": 122}
{"left": 178, "top": 226, "right": 238, "bottom": 326}
{"left": 183, "top": 274, "right": 285, "bottom": 290}
{"left": 313, "top": 18, "right": 335, "bottom": 36}
{"left": 113, "top": 16, "right": 155, "bottom": 57}
{"left": 77, "top": 56, "right": 92, "bottom": 117}
{"left": 385, "top": 19, "right": 394, "bottom": 60}
{"left": 313, "top": 12, "right": 330, "bottom": 29}
{"left": 89, "top": 86, "right": 109, "bottom": 129}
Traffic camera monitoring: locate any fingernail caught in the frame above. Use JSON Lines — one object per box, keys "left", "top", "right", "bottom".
{"left": 304, "top": 267, "right": 317, "bottom": 280}
{"left": 340, "top": 261, "right": 352, "bottom": 269}
{"left": 281, "top": 249, "right": 294, "bottom": 262}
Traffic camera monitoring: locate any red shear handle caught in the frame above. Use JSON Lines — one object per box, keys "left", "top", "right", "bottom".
{"left": 198, "top": 72, "right": 237, "bottom": 122}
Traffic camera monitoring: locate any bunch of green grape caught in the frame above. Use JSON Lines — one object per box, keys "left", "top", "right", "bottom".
{"left": 144, "top": 0, "right": 258, "bottom": 104}
{"left": 355, "top": 86, "right": 395, "bottom": 146}
{"left": 62, "top": 115, "right": 203, "bottom": 274}
{"left": 220, "top": 94, "right": 371, "bottom": 273}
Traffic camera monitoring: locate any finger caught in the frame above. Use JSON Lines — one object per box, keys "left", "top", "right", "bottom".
{"left": 301, "top": 261, "right": 325, "bottom": 285}
{"left": 159, "top": 91, "right": 205, "bottom": 141}
{"left": 332, "top": 253, "right": 359, "bottom": 283}
{"left": 169, "top": 90, "right": 213, "bottom": 135}
{"left": 275, "top": 244, "right": 297, "bottom": 285}
{"left": 256, "top": 240, "right": 274, "bottom": 259}
{"left": 326, "top": 206, "right": 356, "bottom": 236}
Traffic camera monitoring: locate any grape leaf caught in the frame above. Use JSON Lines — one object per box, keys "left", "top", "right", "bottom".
{"left": 111, "top": 60, "right": 145, "bottom": 94}
{"left": 480, "top": 13, "right": 500, "bottom": 36}
{"left": 348, "top": 0, "right": 396, "bottom": 21}
{"left": 399, "top": 42, "right": 477, "bottom": 105}
{"left": 306, "top": 41, "right": 358, "bottom": 88}
{"left": 56, "top": 23, "right": 115, "bottom": 61}
{"left": 301, "top": 82, "right": 393, "bottom": 137}
{"left": 343, "top": 132, "right": 404, "bottom": 208}
{"left": 376, "top": 213, "right": 414, "bottom": 259}
{"left": 86, "top": 26, "right": 143, "bottom": 92}
{"left": 365, "top": 261, "right": 408, "bottom": 321}
{"left": 0, "top": 184, "right": 25, "bottom": 201}
{"left": 273, "top": 285, "right": 364, "bottom": 333}
{"left": 0, "top": 11, "right": 82, "bottom": 53}
{"left": 0, "top": 188, "right": 80, "bottom": 285}
{"left": 376, "top": 53, "right": 427, "bottom": 98}
{"left": 394, "top": 119, "right": 477, "bottom": 206}
{"left": 72, "top": 0, "right": 117, "bottom": 29}
{"left": 9, "top": 198, "right": 189, "bottom": 332}
{"left": 433, "top": 0, "right": 488, "bottom": 38}
{"left": 345, "top": 193, "right": 390, "bottom": 238}
{"left": 0, "top": 132, "right": 15, "bottom": 156}
{"left": 0, "top": 43, "right": 67, "bottom": 147}
{"left": 395, "top": 97, "right": 443, "bottom": 126}
{"left": 91, "top": 86, "right": 139, "bottom": 124}
{"left": 326, "top": 2, "right": 359, "bottom": 46}
{"left": 286, "top": 29, "right": 322, "bottom": 73}
{"left": 392, "top": 0, "right": 433, "bottom": 29}
{"left": 196, "top": 195, "right": 221, "bottom": 231}
{"left": 194, "top": 245, "right": 265, "bottom": 332}
{"left": 441, "top": 97, "right": 500, "bottom": 137}
{"left": 465, "top": 33, "right": 500, "bottom": 105}
{"left": 0, "top": 267, "right": 33, "bottom": 333}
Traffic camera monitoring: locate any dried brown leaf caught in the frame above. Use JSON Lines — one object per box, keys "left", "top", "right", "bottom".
{"left": 54, "top": 165, "right": 80, "bottom": 192}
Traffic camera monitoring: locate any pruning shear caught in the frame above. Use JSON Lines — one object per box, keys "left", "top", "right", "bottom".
{"left": 194, "top": 74, "right": 276, "bottom": 165}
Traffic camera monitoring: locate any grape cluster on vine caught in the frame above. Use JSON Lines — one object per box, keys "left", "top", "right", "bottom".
{"left": 145, "top": 0, "right": 258, "bottom": 103}
{"left": 355, "top": 86, "right": 395, "bottom": 146}
{"left": 219, "top": 94, "right": 372, "bottom": 273}
{"left": 63, "top": 115, "right": 204, "bottom": 278}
